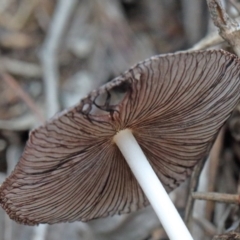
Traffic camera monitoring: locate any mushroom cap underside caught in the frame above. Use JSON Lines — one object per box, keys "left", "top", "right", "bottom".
{"left": 1, "top": 49, "right": 240, "bottom": 225}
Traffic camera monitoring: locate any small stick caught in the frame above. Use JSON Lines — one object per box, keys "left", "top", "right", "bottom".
{"left": 184, "top": 156, "right": 208, "bottom": 227}
{"left": 206, "top": 129, "right": 224, "bottom": 220}
{"left": 213, "top": 231, "right": 240, "bottom": 240}
{"left": 189, "top": 33, "right": 223, "bottom": 51}
{"left": 0, "top": 58, "right": 42, "bottom": 78}
{"left": 1, "top": 73, "right": 44, "bottom": 123}
{"left": 0, "top": 114, "right": 36, "bottom": 130}
{"left": 39, "top": 0, "right": 77, "bottom": 118}
{"left": 193, "top": 216, "right": 217, "bottom": 236}
{"left": 192, "top": 192, "right": 240, "bottom": 204}
{"left": 8, "top": 0, "right": 39, "bottom": 30}
{"left": 207, "top": 0, "right": 240, "bottom": 56}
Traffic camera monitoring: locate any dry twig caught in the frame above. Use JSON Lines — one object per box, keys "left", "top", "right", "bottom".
{"left": 193, "top": 217, "right": 217, "bottom": 237}
{"left": 207, "top": 0, "right": 240, "bottom": 55}
{"left": 8, "top": 0, "right": 40, "bottom": 30}
{"left": 0, "top": 115, "right": 37, "bottom": 130}
{"left": 1, "top": 73, "right": 44, "bottom": 123}
{"left": 192, "top": 192, "right": 240, "bottom": 204}
{"left": 40, "top": 0, "right": 77, "bottom": 118}
{"left": 184, "top": 157, "right": 208, "bottom": 227}
{"left": 0, "top": 58, "right": 42, "bottom": 78}
{"left": 206, "top": 129, "right": 224, "bottom": 220}
{"left": 189, "top": 33, "right": 224, "bottom": 51}
{"left": 213, "top": 231, "right": 240, "bottom": 240}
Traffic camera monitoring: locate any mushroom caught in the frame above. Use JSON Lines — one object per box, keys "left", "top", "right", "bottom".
{"left": 1, "top": 49, "right": 240, "bottom": 240}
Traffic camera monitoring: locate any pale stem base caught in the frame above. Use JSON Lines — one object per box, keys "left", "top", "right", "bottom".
{"left": 114, "top": 129, "right": 193, "bottom": 240}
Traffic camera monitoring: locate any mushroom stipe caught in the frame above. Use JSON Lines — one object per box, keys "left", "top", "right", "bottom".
{"left": 1, "top": 50, "right": 240, "bottom": 239}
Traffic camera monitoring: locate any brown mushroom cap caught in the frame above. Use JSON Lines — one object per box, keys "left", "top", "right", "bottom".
{"left": 1, "top": 50, "right": 240, "bottom": 225}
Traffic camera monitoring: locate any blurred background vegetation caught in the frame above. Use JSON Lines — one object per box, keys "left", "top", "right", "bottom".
{"left": 1, "top": 0, "right": 240, "bottom": 239}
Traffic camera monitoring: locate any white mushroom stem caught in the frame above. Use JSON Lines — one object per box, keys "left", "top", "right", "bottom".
{"left": 114, "top": 129, "right": 193, "bottom": 240}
